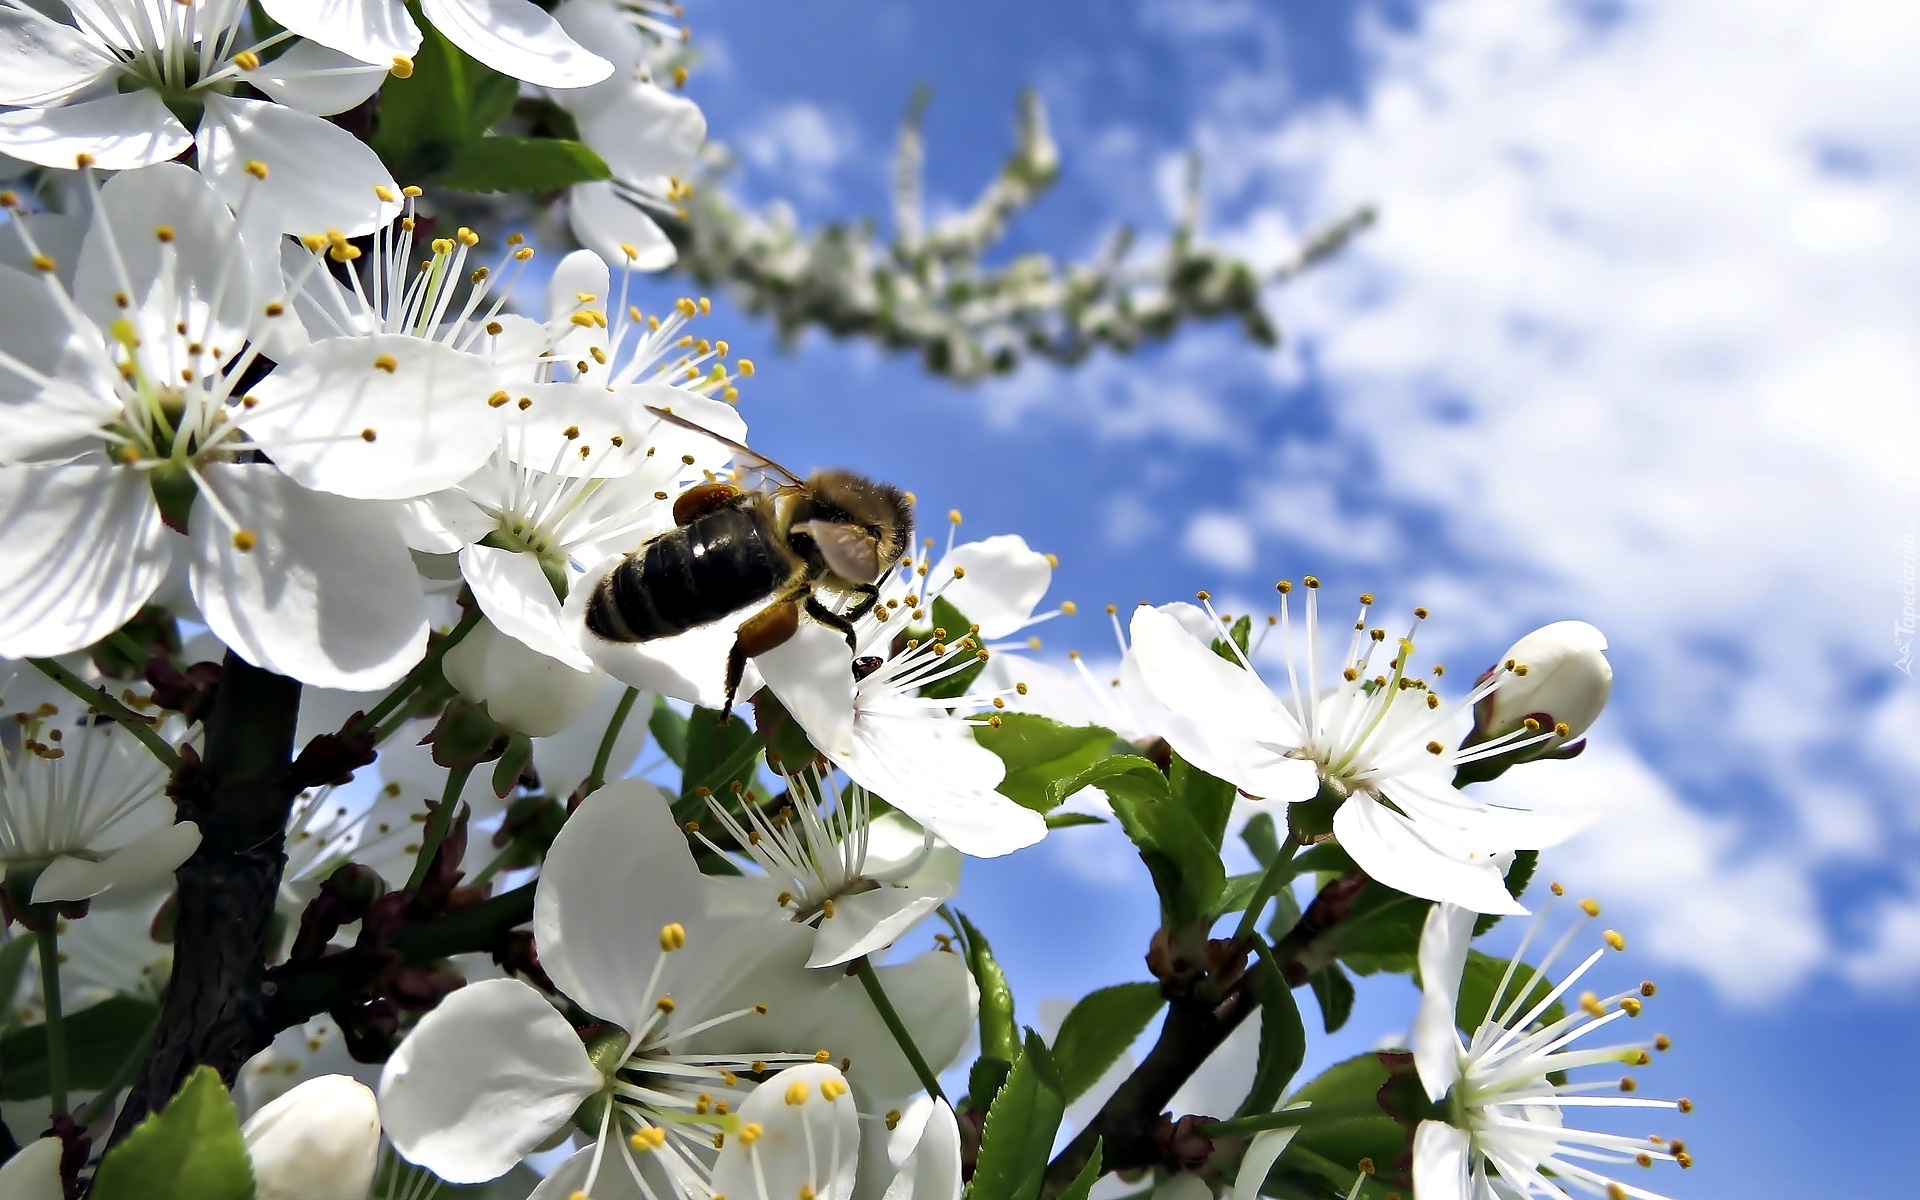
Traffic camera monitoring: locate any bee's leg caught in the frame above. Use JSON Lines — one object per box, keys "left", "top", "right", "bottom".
{"left": 723, "top": 598, "right": 800, "bottom": 721}
{"left": 804, "top": 593, "right": 860, "bottom": 655}
{"left": 840, "top": 583, "right": 882, "bottom": 625}
{"left": 672, "top": 482, "right": 744, "bottom": 526}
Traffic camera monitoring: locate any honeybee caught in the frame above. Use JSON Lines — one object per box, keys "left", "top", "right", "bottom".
{"left": 586, "top": 407, "right": 914, "bottom": 713}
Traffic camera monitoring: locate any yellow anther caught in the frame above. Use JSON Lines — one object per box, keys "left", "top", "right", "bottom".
{"left": 1357, "top": 1159, "right": 1375, "bottom": 1175}
{"left": 301, "top": 233, "right": 327, "bottom": 252}
{"left": 659, "top": 922, "right": 686, "bottom": 951}
{"left": 1604, "top": 929, "right": 1627, "bottom": 951}
{"left": 373, "top": 354, "right": 398, "bottom": 373}
{"left": 232, "top": 530, "right": 258, "bottom": 552}
{"left": 1303, "top": 575, "right": 1320, "bottom": 588}
{"left": 885, "top": 1109, "right": 901, "bottom": 1131}
{"left": 1654, "top": 1034, "right": 1672, "bottom": 1051}
{"left": 360, "top": 428, "right": 377, "bottom": 442}
{"left": 1619, "top": 1076, "right": 1638, "bottom": 1093}
{"left": 672, "top": 64, "right": 689, "bottom": 87}
{"left": 813, "top": 1049, "right": 831, "bottom": 1063}
{"left": 655, "top": 996, "right": 675, "bottom": 1013}
{"left": 1678, "top": 1098, "right": 1694, "bottom": 1114}
{"left": 1636, "top": 1153, "right": 1653, "bottom": 1168}
{"left": 820, "top": 898, "right": 836, "bottom": 918}
{"left": 402, "top": 185, "right": 424, "bottom": 198}
{"left": 753, "top": 1003, "right": 767, "bottom": 1014}
{"left": 391, "top": 55, "right": 414, "bottom": 77}
{"left": 1580, "top": 898, "right": 1602, "bottom": 917}
{"left": 699, "top": 296, "right": 711, "bottom": 313}
{"left": 515, "top": 246, "right": 534, "bottom": 260}
{"left": 1426, "top": 741, "right": 1444, "bottom": 755}
{"left": 0, "top": 191, "right": 18, "bottom": 208}
{"left": 1675, "top": 1152, "right": 1694, "bottom": 1169}
{"left": 820, "top": 1077, "right": 848, "bottom": 1101}
{"left": 1550, "top": 881, "right": 1566, "bottom": 896}
{"left": 737, "top": 358, "right": 756, "bottom": 376}
{"left": 570, "top": 1192, "right": 591, "bottom": 1200}
{"left": 738, "top": 1123, "right": 764, "bottom": 1146}
{"left": 154, "top": 225, "right": 175, "bottom": 243}
{"left": 242, "top": 160, "right": 270, "bottom": 183}
{"left": 1579, "top": 991, "right": 1607, "bottom": 1018}
{"left": 629, "top": 1126, "right": 667, "bottom": 1152}
{"left": 1606, "top": 1186, "right": 1627, "bottom": 1200}
{"left": 785, "top": 1080, "right": 810, "bottom": 1106}
{"left": 1619, "top": 997, "right": 1643, "bottom": 1017}
{"left": 487, "top": 391, "right": 510, "bottom": 408}
{"left": 1522, "top": 717, "right": 1541, "bottom": 732}
{"left": 799, "top": 1187, "right": 815, "bottom": 1200}
{"left": 29, "top": 253, "right": 54, "bottom": 272}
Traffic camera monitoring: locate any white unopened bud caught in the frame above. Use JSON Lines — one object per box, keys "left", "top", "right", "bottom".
{"left": 1486, "top": 620, "right": 1612, "bottom": 742}
{"left": 242, "top": 1075, "right": 380, "bottom": 1200}
{"left": 442, "top": 619, "right": 602, "bottom": 737}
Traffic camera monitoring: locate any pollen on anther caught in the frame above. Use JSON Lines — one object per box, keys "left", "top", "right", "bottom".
{"left": 813, "top": 1048, "right": 831, "bottom": 1063}
{"left": 360, "top": 428, "right": 377, "bottom": 442}
{"left": 1580, "top": 898, "right": 1602, "bottom": 917}
{"left": 1550, "top": 881, "right": 1566, "bottom": 896}
{"left": 1303, "top": 575, "right": 1320, "bottom": 589}
{"left": 518, "top": 397, "right": 533, "bottom": 410}
{"left": 738, "top": 1123, "right": 764, "bottom": 1147}
{"left": 655, "top": 995, "right": 675, "bottom": 1013}
{"left": 487, "top": 391, "right": 509, "bottom": 408}
{"left": 785, "top": 1080, "right": 810, "bottom": 1105}
{"left": 1678, "top": 1098, "right": 1694, "bottom": 1113}
{"left": 1425, "top": 741, "right": 1444, "bottom": 755}
{"left": 232, "top": 530, "right": 258, "bottom": 552}
{"left": 659, "top": 922, "right": 687, "bottom": 951}
{"left": 1604, "top": 929, "right": 1627, "bottom": 951}
{"left": 1654, "top": 1033, "right": 1672, "bottom": 1051}
{"left": 885, "top": 1109, "right": 902, "bottom": 1131}
{"left": 1555, "top": 721, "right": 1572, "bottom": 737}
{"left": 373, "top": 354, "right": 398, "bottom": 373}
{"left": 754, "top": 1003, "right": 768, "bottom": 1014}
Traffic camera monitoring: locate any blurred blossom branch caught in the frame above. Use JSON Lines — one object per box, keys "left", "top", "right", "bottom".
{"left": 654, "top": 89, "right": 1375, "bottom": 381}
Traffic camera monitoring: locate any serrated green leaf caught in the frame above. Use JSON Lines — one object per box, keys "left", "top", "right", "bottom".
{"left": 1316, "top": 879, "right": 1429, "bottom": 977}
{"left": 1170, "top": 751, "right": 1234, "bottom": 849}
{"left": 1241, "top": 811, "right": 1282, "bottom": 866}
{"left": 91, "top": 1066, "right": 255, "bottom": 1200}
{"left": 436, "top": 137, "right": 611, "bottom": 194}
{"left": 1, "top": 996, "right": 160, "bottom": 1100}
{"left": 1051, "top": 982, "right": 1163, "bottom": 1102}
{"left": 1055, "top": 755, "right": 1224, "bottom": 925}
{"left": 1044, "top": 811, "right": 1105, "bottom": 829}
{"left": 1308, "top": 962, "right": 1356, "bottom": 1034}
{"left": 973, "top": 713, "right": 1117, "bottom": 812}
{"left": 648, "top": 696, "right": 688, "bottom": 767}
{"left": 1451, "top": 950, "right": 1564, "bottom": 1033}
{"left": 1284, "top": 1054, "right": 1410, "bottom": 1192}
{"left": 1054, "top": 1140, "right": 1104, "bottom": 1200}
{"left": 1236, "top": 951, "right": 1305, "bottom": 1116}
{"left": 967, "top": 1030, "right": 1065, "bottom": 1200}
{"left": 958, "top": 912, "right": 1019, "bottom": 1068}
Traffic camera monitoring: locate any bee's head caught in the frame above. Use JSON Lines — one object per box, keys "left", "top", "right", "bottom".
{"left": 789, "top": 471, "right": 914, "bottom": 586}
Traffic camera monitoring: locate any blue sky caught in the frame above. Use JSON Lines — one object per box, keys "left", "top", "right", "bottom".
{"left": 614, "top": 1, "right": 1920, "bottom": 1195}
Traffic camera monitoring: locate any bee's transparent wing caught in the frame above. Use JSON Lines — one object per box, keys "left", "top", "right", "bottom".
{"left": 642, "top": 404, "right": 805, "bottom": 490}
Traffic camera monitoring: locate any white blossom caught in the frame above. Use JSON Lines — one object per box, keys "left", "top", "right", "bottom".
{"left": 241, "top": 1074, "right": 382, "bottom": 1200}
{"left": 260, "top": 0, "right": 613, "bottom": 90}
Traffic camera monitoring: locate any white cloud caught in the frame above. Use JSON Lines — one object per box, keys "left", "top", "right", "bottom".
{"left": 737, "top": 101, "right": 859, "bottom": 200}
{"left": 1183, "top": 510, "right": 1258, "bottom": 573}
{"left": 1043, "top": 0, "right": 1920, "bottom": 998}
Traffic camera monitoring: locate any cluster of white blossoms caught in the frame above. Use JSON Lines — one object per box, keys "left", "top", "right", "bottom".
{"left": 0, "top": 4, "right": 1699, "bottom": 1199}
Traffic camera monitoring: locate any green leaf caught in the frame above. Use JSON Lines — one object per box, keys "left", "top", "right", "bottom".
{"left": 958, "top": 912, "right": 1019, "bottom": 1066}
{"left": 1213, "top": 870, "right": 1266, "bottom": 917}
{"left": 369, "top": 21, "right": 491, "bottom": 179}
{"left": 1054, "top": 1140, "right": 1104, "bottom": 1200}
{"left": 973, "top": 713, "right": 1117, "bottom": 812}
{"left": 1044, "top": 811, "right": 1105, "bottom": 830}
{"left": 1050, "top": 982, "right": 1164, "bottom": 1102}
{"left": 1241, "top": 811, "right": 1282, "bottom": 867}
{"left": 1451, "top": 950, "right": 1565, "bottom": 1033}
{"left": 0, "top": 935, "right": 35, "bottom": 1032}
{"left": 1236, "top": 950, "right": 1305, "bottom": 1116}
{"left": 91, "top": 1066, "right": 255, "bottom": 1200}
{"left": 1284, "top": 1054, "right": 1411, "bottom": 1192}
{"left": 679, "top": 706, "right": 761, "bottom": 804}
{"left": 920, "top": 596, "right": 988, "bottom": 699}
{"left": 1055, "top": 755, "right": 1224, "bottom": 925}
{"left": 1307, "top": 962, "right": 1356, "bottom": 1034}
{"left": 1211, "top": 615, "right": 1252, "bottom": 662}
{"left": 967, "top": 1030, "right": 1066, "bottom": 1200}
{"left": 648, "top": 696, "right": 688, "bottom": 767}
{"left": 1, "top": 996, "right": 159, "bottom": 1100}
{"left": 1316, "top": 879, "right": 1430, "bottom": 977}
{"left": 1169, "top": 751, "right": 1234, "bottom": 850}
{"left": 750, "top": 689, "right": 818, "bottom": 775}
{"left": 436, "top": 137, "right": 611, "bottom": 194}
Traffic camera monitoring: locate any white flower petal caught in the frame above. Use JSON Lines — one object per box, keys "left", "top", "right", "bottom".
{"left": 257, "top": 0, "right": 420, "bottom": 66}
{"left": 526, "top": 1145, "right": 653, "bottom": 1200}
{"left": 0, "top": 92, "right": 190, "bottom": 170}
{"left": 32, "top": 820, "right": 200, "bottom": 905}
{"left": 828, "top": 950, "right": 974, "bottom": 1101}
{"left": 461, "top": 544, "right": 596, "bottom": 670}
{"left": 499, "top": 382, "right": 676, "bottom": 478}
{"left": 936, "top": 535, "right": 1052, "bottom": 640}
{"left": 573, "top": 80, "right": 703, "bottom": 183}
{"left": 422, "top": 0, "right": 611, "bottom": 88}
{"left": 1232, "top": 1128, "right": 1298, "bottom": 1200}
{"left": 74, "top": 161, "right": 259, "bottom": 340}
{"left": 1412, "top": 1120, "right": 1474, "bottom": 1200}
{"left": 0, "top": 462, "right": 169, "bottom": 659}
{"left": 549, "top": 0, "right": 644, "bottom": 106}
{"left": 533, "top": 779, "right": 708, "bottom": 1032}
{"left": 568, "top": 182, "right": 677, "bottom": 271}
{"left": 711, "top": 1064, "right": 860, "bottom": 1200}
{"left": 241, "top": 41, "right": 390, "bottom": 115}
{"left": 0, "top": 9, "right": 112, "bottom": 107}
{"left": 444, "top": 615, "right": 601, "bottom": 737}
{"left": 241, "top": 335, "right": 505, "bottom": 499}
{"left": 1413, "top": 903, "right": 1476, "bottom": 1103}
{"left": 530, "top": 674, "right": 651, "bottom": 799}
{"left": 1333, "top": 794, "right": 1526, "bottom": 917}
{"left": 379, "top": 977, "right": 600, "bottom": 1184}
{"left": 242, "top": 1074, "right": 381, "bottom": 1200}
{"left": 190, "top": 462, "right": 428, "bottom": 690}
{"left": 0, "top": 1137, "right": 62, "bottom": 1200}
{"left": 1380, "top": 773, "right": 1594, "bottom": 853}
{"left": 0, "top": 265, "right": 117, "bottom": 459}
{"left": 805, "top": 884, "right": 949, "bottom": 969}
{"left": 862, "top": 813, "right": 962, "bottom": 891}
{"left": 758, "top": 620, "right": 855, "bottom": 755}
{"left": 881, "top": 1100, "right": 961, "bottom": 1200}
{"left": 844, "top": 702, "right": 1042, "bottom": 860}
{"left": 392, "top": 489, "right": 491, "bottom": 553}
{"left": 1123, "top": 606, "right": 1318, "bottom": 803}
{"left": 1154, "top": 1174, "right": 1212, "bottom": 1200}
{"left": 197, "top": 95, "right": 401, "bottom": 237}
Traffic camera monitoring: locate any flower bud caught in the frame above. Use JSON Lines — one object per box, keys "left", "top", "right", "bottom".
{"left": 242, "top": 1074, "right": 380, "bottom": 1200}
{"left": 442, "top": 619, "right": 602, "bottom": 738}
{"left": 1484, "top": 620, "right": 1612, "bottom": 742}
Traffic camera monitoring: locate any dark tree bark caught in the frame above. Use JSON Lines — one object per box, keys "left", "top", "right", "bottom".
{"left": 108, "top": 655, "right": 302, "bottom": 1142}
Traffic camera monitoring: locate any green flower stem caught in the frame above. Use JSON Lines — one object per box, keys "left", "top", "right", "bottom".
{"left": 405, "top": 763, "right": 475, "bottom": 892}
{"left": 28, "top": 659, "right": 181, "bottom": 772}
{"left": 1194, "top": 1099, "right": 1389, "bottom": 1140}
{"left": 347, "top": 605, "right": 485, "bottom": 741}
{"left": 73, "top": 1007, "right": 161, "bottom": 1128}
{"left": 582, "top": 687, "right": 640, "bottom": 798}
{"left": 854, "top": 957, "right": 946, "bottom": 1102}
{"left": 36, "top": 925, "right": 69, "bottom": 1117}
{"left": 1233, "top": 836, "right": 1301, "bottom": 942}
